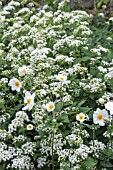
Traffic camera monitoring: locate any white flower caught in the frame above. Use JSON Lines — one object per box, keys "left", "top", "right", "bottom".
{"left": 98, "top": 98, "right": 105, "bottom": 105}
{"left": 76, "top": 113, "right": 86, "bottom": 123}
{"left": 93, "top": 108, "right": 109, "bottom": 126}
{"left": 9, "top": 78, "right": 22, "bottom": 92}
{"left": 105, "top": 101, "right": 113, "bottom": 115}
{"left": 22, "top": 91, "right": 35, "bottom": 110}
{"left": 46, "top": 102, "right": 55, "bottom": 112}
{"left": 57, "top": 74, "right": 67, "bottom": 82}
{"left": 18, "top": 65, "right": 27, "bottom": 76}
{"left": 27, "top": 124, "right": 34, "bottom": 130}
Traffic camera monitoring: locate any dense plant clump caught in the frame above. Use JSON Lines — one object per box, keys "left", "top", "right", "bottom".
{"left": 0, "top": 0, "right": 113, "bottom": 169}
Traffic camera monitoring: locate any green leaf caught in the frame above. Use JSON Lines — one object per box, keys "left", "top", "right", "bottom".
{"left": 81, "top": 56, "right": 91, "bottom": 62}
{"left": 84, "top": 157, "right": 97, "bottom": 168}
{"left": 63, "top": 130, "right": 71, "bottom": 135}
{"left": 0, "top": 164, "right": 6, "bottom": 170}
{"left": 103, "top": 148, "right": 113, "bottom": 157}
{"left": 54, "top": 101, "right": 63, "bottom": 112}
{"left": 77, "top": 100, "right": 86, "bottom": 107}
{"left": 58, "top": 114, "right": 69, "bottom": 123}
{"left": 97, "top": 0, "right": 103, "bottom": 8}
{"left": 41, "top": 165, "right": 50, "bottom": 170}
{"left": 101, "top": 162, "right": 113, "bottom": 168}
{"left": 79, "top": 107, "right": 92, "bottom": 113}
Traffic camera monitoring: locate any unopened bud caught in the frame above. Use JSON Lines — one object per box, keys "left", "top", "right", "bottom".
{"left": 23, "top": 90, "right": 27, "bottom": 94}
{"left": 53, "top": 119, "right": 56, "bottom": 123}
{"left": 98, "top": 98, "right": 105, "bottom": 104}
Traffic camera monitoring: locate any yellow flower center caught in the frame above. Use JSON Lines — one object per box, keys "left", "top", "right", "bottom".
{"left": 79, "top": 115, "right": 84, "bottom": 120}
{"left": 49, "top": 105, "right": 54, "bottom": 110}
{"left": 15, "top": 81, "right": 20, "bottom": 87}
{"left": 28, "top": 125, "right": 32, "bottom": 129}
{"left": 97, "top": 113, "right": 103, "bottom": 120}
{"left": 59, "top": 77, "right": 64, "bottom": 81}
{"left": 27, "top": 98, "right": 31, "bottom": 104}
{"left": 27, "top": 124, "right": 33, "bottom": 130}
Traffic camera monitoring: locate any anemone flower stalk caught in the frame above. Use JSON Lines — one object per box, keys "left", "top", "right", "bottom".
{"left": 51, "top": 110, "right": 56, "bottom": 170}
{"left": 92, "top": 125, "right": 95, "bottom": 148}
{"left": 108, "top": 122, "right": 112, "bottom": 148}
{"left": 52, "top": 129, "right": 54, "bottom": 170}
{"left": 46, "top": 101, "right": 55, "bottom": 170}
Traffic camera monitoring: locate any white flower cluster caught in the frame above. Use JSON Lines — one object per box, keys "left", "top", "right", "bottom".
{"left": 13, "top": 135, "right": 27, "bottom": 143}
{"left": 90, "top": 45, "right": 108, "bottom": 56}
{"left": 0, "top": 130, "right": 10, "bottom": 140}
{"left": 58, "top": 144, "right": 91, "bottom": 165}
{"left": 22, "top": 142, "right": 35, "bottom": 155}
{"left": 11, "top": 155, "right": 31, "bottom": 170}
{"left": 103, "top": 131, "right": 113, "bottom": 138}
{"left": 0, "top": 142, "right": 14, "bottom": 162}
{"left": 90, "top": 140, "right": 105, "bottom": 158}
{"left": 66, "top": 134, "right": 83, "bottom": 146}
{"left": 8, "top": 111, "right": 29, "bottom": 133}
{"left": 40, "top": 133, "right": 66, "bottom": 157}
{"left": 80, "top": 78, "right": 106, "bottom": 93}
{"left": 37, "top": 156, "right": 47, "bottom": 168}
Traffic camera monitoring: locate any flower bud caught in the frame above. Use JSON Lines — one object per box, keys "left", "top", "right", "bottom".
{"left": 98, "top": 98, "right": 105, "bottom": 105}
{"left": 53, "top": 119, "right": 56, "bottom": 123}
{"left": 23, "top": 90, "right": 27, "bottom": 94}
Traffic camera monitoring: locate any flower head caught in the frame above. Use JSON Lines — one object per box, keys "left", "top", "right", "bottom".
{"left": 57, "top": 74, "right": 67, "bottom": 82}
{"left": 46, "top": 102, "right": 55, "bottom": 112}
{"left": 27, "top": 124, "right": 34, "bottom": 130}
{"left": 22, "top": 91, "right": 35, "bottom": 110}
{"left": 93, "top": 108, "right": 109, "bottom": 126}
{"left": 18, "top": 65, "right": 27, "bottom": 76}
{"left": 9, "top": 78, "right": 22, "bottom": 92}
{"left": 105, "top": 101, "right": 113, "bottom": 115}
{"left": 76, "top": 113, "right": 86, "bottom": 123}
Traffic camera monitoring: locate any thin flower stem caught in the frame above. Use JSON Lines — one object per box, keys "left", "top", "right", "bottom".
{"left": 109, "top": 124, "right": 112, "bottom": 148}
{"left": 52, "top": 130, "right": 54, "bottom": 170}
{"left": 52, "top": 111, "right": 55, "bottom": 170}
{"left": 93, "top": 126, "right": 95, "bottom": 147}
{"left": 79, "top": 123, "right": 83, "bottom": 138}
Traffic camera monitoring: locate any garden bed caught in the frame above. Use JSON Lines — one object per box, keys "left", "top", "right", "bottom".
{"left": 0, "top": 0, "right": 113, "bottom": 169}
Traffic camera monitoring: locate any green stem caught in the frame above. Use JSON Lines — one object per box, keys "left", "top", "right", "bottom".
{"left": 108, "top": 124, "right": 112, "bottom": 148}
{"left": 79, "top": 123, "right": 83, "bottom": 138}
{"left": 29, "top": 0, "right": 41, "bottom": 7}
{"left": 51, "top": 111, "right": 55, "bottom": 170}
{"left": 93, "top": 126, "right": 95, "bottom": 147}
{"left": 52, "top": 130, "right": 54, "bottom": 170}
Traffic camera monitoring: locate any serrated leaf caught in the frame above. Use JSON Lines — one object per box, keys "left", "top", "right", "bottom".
{"left": 101, "top": 162, "right": 113, "bottom": 168}
{"left": 79, "top": 107, "right": 92, "bottom": 113}
{"left": 77, "top": 100, "right": 86, "bottom": 107}
{"left": 54, "top": 101, "right": 63, "bottom": 112}
{"left": 58, "top": 114, "right": 69, "bottom": 123}
{"left": 84, "top": 157, "right": 97, "bottom": 168}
